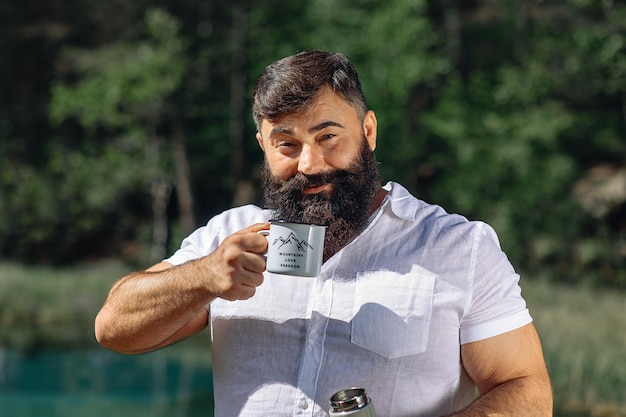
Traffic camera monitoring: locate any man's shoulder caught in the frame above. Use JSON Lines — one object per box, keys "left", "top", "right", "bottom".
{"left": 387, "top": 182, "right": 471, "bottom": 223}
{"left": 219, "top": 203, "right": 268, "bottom": 217}
{"left": 386, "top": 181, "right": 486, "bottom": 237}
{"left": 208, "top": 204, "right": 271, "bottom": 227}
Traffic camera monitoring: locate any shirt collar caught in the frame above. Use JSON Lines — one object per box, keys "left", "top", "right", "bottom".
{"left": 381, "top": 181, "right": 420, "bottom": 222}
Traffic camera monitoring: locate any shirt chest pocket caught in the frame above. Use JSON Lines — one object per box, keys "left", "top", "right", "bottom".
{"left": 351, "top": 269, "right": 436, "bottom": 359}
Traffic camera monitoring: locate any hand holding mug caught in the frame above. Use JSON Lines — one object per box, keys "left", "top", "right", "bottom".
{"left": 203, "top": 223, "right": 269, "bottom": 301}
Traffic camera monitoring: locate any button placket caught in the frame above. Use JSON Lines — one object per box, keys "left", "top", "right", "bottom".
{"left": 293, "top": 276, "right": 334, "bottom": 416}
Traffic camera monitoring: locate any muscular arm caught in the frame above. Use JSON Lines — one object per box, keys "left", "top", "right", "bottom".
{"left": 94, "top": 223, "right": 269, "bottom": 354}
{"left": 448, "top": 323, "right": 552, "bottom": 416}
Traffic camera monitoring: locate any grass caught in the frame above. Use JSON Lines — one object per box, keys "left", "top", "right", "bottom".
{"left": 1, "top": 261, "right": 625, "bottom": 416}
{"left": 0, "top": 260, "right": 129, "bottom": 351}
{"left": 521, "top": 275, "right": 626, "bottom": 417}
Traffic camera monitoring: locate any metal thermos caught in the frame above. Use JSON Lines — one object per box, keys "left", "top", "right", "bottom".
{"left": 329, "top": 387, "right": 377, "bottom": 417}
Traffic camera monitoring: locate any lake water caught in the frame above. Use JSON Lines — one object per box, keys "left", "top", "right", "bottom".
{"left": 0, "top": 342, "right": 214, "bottom": 417}
{"left": 0, "top": 343, "right": 602, "bottom": 417}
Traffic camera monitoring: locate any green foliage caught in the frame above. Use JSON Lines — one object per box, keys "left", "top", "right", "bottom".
{"left": 423, "top": 74, "right": 579, "bottom": 247}
{"left": 49, "top": 8, "right": 187, "bottom": 131}
{"left": 0, "top": 133, "right": 147, "bottom": 261}
{"left": 406, "top": 1, "right": 625, "bottom": 285}
{"left": 0, "top": 7, "right": 188, "bottom": 263}
{"left": 0, "top": 1, "right": 624, "bottom": 285}
{"left": 303, "top": 0, "right": 450, "bottom": 121}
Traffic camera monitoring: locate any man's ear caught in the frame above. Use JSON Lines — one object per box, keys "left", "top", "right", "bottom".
{"left": 256, "top": 131, "right": 265, "bottom": 151}
{"left": 363, "top": 110, "right": 377, "bottom": 151}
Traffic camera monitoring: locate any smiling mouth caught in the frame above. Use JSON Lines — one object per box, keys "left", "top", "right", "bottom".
{"left": 303, "top": 183, "right": 331, "bottom": 194}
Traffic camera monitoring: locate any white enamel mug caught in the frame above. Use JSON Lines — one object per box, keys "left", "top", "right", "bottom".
{"left": 260, "top": 222, "right": 326, "bottom": 277}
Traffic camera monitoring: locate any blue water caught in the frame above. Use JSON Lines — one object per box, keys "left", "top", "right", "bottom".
{"left": 0, "top": 344, "right": 601, "bottom": 417}
{"left": 0, "top": 345, "right": 214, "bottom": 417}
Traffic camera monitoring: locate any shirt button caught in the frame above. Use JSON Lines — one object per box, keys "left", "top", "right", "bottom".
{"left": 299, "top": 398, "right": 309, "bottom": 409}
{"left": 309, "top": 332, "right": 318, "bottom": 341}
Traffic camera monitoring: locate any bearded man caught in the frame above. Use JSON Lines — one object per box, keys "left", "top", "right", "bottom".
{"left": 95, "top": 50, "right": 552, "bottom": 417}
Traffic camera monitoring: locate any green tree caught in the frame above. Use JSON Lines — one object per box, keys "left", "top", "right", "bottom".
{"left": 418, "top": 0, "right": 626, "bottom": 285}
{"left": 1, "top": 0, "right": 624, "bottom": 285}
{"left": 48, "top": 8, "right": 192, "bottom": 263}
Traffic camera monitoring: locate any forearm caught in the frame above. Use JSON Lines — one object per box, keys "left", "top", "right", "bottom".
{"left": 95, "top": 223, "right": 269, "bottom": 354}
{"left": 446, "top": 375, "right": 553, "bottom": 417}
{"left": 95, "top": 259, "right": 215, "bottom": 354}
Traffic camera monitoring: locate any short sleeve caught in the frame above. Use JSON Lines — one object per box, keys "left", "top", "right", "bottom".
{"left": 163, "top": 222, "right": 221, "bottom": 266}
{"left": 163, "top": 204, "right": 269, "bottom": 266}
{"left": 459, "top": 223, "right": 532, "bottom": 344}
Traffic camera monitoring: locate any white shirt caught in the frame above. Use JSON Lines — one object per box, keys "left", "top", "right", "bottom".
{"left": 165, "top": 182, "right": 532, "bottom": 417}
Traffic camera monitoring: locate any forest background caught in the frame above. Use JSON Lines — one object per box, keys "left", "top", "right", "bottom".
{"left": 1, "top": 0, "right": 625, "bottom": 286}
{"left": 0, "top": 0, "right": 625, "bottom": 415}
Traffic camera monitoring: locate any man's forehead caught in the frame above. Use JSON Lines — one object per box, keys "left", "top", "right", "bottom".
{"left": 259, "top": 90, "right": 357, "bottom": 134}
{"left": 261, "top": 111, "right": 318, "bottom": 131}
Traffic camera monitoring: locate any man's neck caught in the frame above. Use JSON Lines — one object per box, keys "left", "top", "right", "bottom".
{"left": 368, "top": 187, "right": 388, "bottom": 217}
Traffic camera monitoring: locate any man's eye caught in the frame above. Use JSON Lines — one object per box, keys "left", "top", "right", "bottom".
{"left": 320, "top": 133, "right": 336, "bottom": 141}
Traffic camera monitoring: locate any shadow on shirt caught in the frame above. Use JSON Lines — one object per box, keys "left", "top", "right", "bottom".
{"left": 209, "top": 302, "right": 454, "bottom": 417}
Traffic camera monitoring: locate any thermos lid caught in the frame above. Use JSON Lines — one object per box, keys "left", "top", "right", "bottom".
{"left": 329, "top": 387, "right": 370, "bottom": 412}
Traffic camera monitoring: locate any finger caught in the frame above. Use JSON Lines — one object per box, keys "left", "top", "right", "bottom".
{"left": 231, "top": 270, "right": 263, "bottom": 298}
{"left": 242, "top": 270, "right": 264, "bottom": 288}
{"left": 238, "top": 229, "right": 270, "bottom": 254}
{"left": 242, "top": 251, "right": 266, "bottom": 274}
{"left": 238, "top": 222, "right": 270, "bottom": 234}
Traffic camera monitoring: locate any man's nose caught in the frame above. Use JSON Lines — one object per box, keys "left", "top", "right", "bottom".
{"left": 297, "top": 145, "right": 325, "bottom": 175}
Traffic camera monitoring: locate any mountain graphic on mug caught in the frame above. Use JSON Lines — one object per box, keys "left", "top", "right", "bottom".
{"left": 273, "top": 232, "right": 314, "bottom": 252}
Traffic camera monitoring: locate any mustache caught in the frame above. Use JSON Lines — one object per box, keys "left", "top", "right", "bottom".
{"left": 280, "top": 169, "right": 356, "bottom": 193}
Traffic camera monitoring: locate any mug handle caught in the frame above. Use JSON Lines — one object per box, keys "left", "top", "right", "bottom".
{"left": 257, "top": 230, "right": 269, "bottom": 259}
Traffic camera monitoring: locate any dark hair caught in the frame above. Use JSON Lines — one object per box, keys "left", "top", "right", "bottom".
{"left": 252, "top": 50, "right": 368, "bottom": 131}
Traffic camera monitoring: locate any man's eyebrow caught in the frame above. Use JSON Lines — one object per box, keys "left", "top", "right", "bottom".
{"left": 309, "top": 121, "right": 344, "bottom": 134}
{"left": 269, "top": 126, "right": 293, "bottom": 138}
{"left": 268, "top": 121, "right": 344, "bottom": 139}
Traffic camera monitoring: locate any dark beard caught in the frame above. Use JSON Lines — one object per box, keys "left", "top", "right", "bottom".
{"left": 262, "top": 139, "right": 381, "bottom": 262}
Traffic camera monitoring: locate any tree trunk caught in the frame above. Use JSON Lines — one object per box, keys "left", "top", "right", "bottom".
{"left": 147, "top": 132, "right": 172, "bottom": 264}
{"left": 172, "top": 107, "right": 196, "bottom": 234}
{"left": 229, "top": 4, "right": 250, "bottom": 206}
{"left": 150, "top": 179, "right": 172, "bottom": 265}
